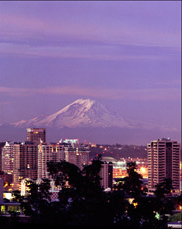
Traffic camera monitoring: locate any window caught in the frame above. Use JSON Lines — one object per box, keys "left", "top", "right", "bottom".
{"left": 1, "top": 205, "right": 6, "bottom": 214}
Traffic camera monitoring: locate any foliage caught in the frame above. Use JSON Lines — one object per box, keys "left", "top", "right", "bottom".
{"left": 122, "top": 161, "right": 145, "bottom": 199}
{"left": 154, "top": 178, "right": 174, "bottom": 198}
{"left": 9, "top": 159, "right": 177, "bottom": 227}
{"left": 169, "top": 212, "right": 182, "bottom": 222}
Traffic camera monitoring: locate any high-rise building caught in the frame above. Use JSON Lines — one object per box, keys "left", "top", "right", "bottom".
{"left": 2, "top": 142, "right": 14, "bottom": 174}
{"left": 147, "top": 138, "right": 180, "bottom": 193}
{"left": 0, "top": 142, "right": 6, "bottom": 172}
{"left": 64, "top": 145, "right": 89, "bottom": 169}
{"left": 13, "top": 142, "right": 38, "bottom": 189}
{"left": 26, "top": 128, "right": 46, "bottom": 144}
{"left": 100, "top": 162, "right": 113, "bottom": 190}
{"left": 38, "top": 143, "right": 65, "bottom": 179}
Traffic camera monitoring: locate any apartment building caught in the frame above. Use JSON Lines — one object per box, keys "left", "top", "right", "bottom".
{"left": 100, "top": 162, "right": 113, "bottom": 190}
{"left": 147, "top": 138, "right": 180, "bottom": 193}
{"left": 26, "top": 128, "right": 46, "bottom": 144}
{"left": 64, "top": 145, "right": 89, "bottom": 169}
{"left": 2, "top": 142, "right": 14, "bottom": 174}
{"left": 38, "top": 143, "right": 65, "bottom": 179}
{"left": 13, "top": 142, "right": 38, "bottom": 189}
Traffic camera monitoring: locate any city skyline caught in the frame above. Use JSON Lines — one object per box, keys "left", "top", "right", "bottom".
{"left": 0, "top": 1, "right": 181, "bottom": 144}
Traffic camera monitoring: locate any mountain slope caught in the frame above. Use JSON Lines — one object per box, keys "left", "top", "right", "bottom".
{"left": 12, "top": 99, "right": 131, "bottom": 128}
{"left": 12, "top": 98, "right": 178, "bottom": 133}
{"left": 2, "top": 98, "right": 179, "bottom": 144}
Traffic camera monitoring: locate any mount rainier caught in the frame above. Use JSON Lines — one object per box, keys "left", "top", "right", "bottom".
{"left": 1, "top": 98, "right": 178, "bottom": 144}
{"left": 13, "top": 99, "right": 132, "bottom": 129}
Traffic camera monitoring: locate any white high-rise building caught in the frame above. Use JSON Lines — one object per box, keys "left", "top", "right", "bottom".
{"left": 147, "top": 138, "right": 180, "bottom": 193}
{"left": 2, "top": 142, "right": 15, "bottom": 174}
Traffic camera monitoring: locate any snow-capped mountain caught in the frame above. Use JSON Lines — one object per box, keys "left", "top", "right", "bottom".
{"left": 13, "top": 114, "right": 46, "bottom": 127}
{"left": 13, "top": 99, "right": 132, "bottom": 128}
{"left": 2, "top": 98, "right": 179, "bottom": 144}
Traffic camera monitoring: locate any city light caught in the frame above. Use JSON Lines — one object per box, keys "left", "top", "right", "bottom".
{"left": 140, "top": 167, "right": 146, "bottom": 174}
{"left": 3, "top": 182, "right": 8, "bottom": 188}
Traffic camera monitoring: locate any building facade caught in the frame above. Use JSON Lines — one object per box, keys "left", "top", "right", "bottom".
{"left": 0, "top": 142, "right": 6, "bottom": 172}
{"left": 147, "top": 138, "right": 180, "bottom": 193}
{"left": 2, "top": 142, "right": 14, "bottom": 175}
{"left": 38, "top": 143, "right": 65, "bottom": 179}
{"left": 13, "top": 142, "right": 38, "bottom": 189}
{"left": 100, "top": 162, "right": 113, "bottom": 190}
{"left": 64, "top": 146, "right": 89, "bottom": 169}
{"left": 26, "top": 128, "right": 46, "bottom": 144}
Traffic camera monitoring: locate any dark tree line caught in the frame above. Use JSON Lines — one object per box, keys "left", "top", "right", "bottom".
{"left": 1, "top": 157, "right": 180, "bottom": 228}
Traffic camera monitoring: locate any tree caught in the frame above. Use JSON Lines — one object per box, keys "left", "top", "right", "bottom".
{"left": 154, "top": 178, "right": 174, "bottom": 198}
{"left": 10, "top": 158, "right": 177, "bottom": 227}
{"left": 46, "top": 157, "right": 107, "bottom": 226}
{"left": 169, "top": 212, "right": 182, "bottom": 222}
{"left": 153, "top": 178, "right": 176, "bottom": 227}
{"left": 122, "top": 161, "right": 145, "bottom": 199}
{"left": 47, "top": 160, "right": 83, "bottom": 188}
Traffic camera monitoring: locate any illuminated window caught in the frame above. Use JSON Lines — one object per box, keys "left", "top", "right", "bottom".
{"left": 8, "top": 205, "right": 20, "bottom": 213}
{"left": 1, "top": 205, "right": 6, "bottom": 214}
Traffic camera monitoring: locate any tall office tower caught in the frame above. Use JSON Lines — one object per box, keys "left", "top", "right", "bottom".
{"left": 26, "top": 128, "right": 46, "bottom": 144}
{"left": 38, "top": 143, "right": 65, "bottom": 180}
{"left": 2, "top": 142, "right": 14, "bottom": 174}
{"left": 64, "top": 145, "right": 89, "bottom": 169}
{"left": 100, "top": 162, "right": 113, "bottom": 190}
{"left": 147, "top": 138, "right": 180, "bottom": 193}
{"left": 13, "top": 142, "right": 38, "bottom": 189}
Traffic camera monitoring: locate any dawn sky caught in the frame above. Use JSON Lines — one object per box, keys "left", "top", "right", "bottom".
{"left": 0, "top": 1, "right": 181, "bottom": 142}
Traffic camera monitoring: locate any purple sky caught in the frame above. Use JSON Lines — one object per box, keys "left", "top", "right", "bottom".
{"left": 0, "top": 1, "right": 181, "bottom": 142}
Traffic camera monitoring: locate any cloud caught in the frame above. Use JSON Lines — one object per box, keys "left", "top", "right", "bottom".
{"left": 0, "top": 7, "right": 180, "bottom": 51}
{"left": 0, "top": 41, "right": 175, "bottom": 62}
{"left": 0, "top": 86, "right": 180, "bottom": 102}
{"left": 155, "top": 79, "right": 181, "bottom": 87}
{"left": 0, "top": 6, "right": 180, "bottom": 63}
{"left": 0, "top": 101, "right": 11, "bottom": 105}
{"left": 0, "top": 87, "right": 29, "bottom": 96}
